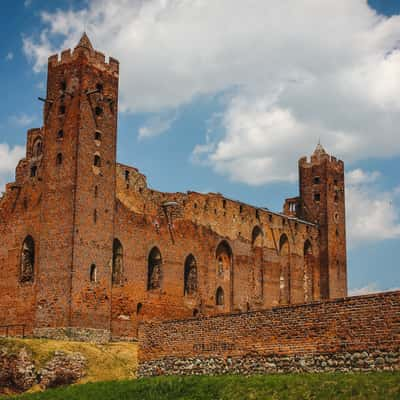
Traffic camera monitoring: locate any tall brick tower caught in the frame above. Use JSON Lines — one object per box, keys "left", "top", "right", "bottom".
{"left": 34, "top": 34, "right": 119, "bottom": 339}
{"left": 298, "top": 144, "right": 347, "bottom": 299}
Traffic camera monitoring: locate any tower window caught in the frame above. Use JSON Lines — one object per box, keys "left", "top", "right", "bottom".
{"left": 125, "top": 170, "right": 130, "bottom": 181}
{"left": 56, "top": 153, "right": 63, "bottom": 165}
{"left": 314, "top": 193, "right": 320, "bottom": 202}
{"left": 334, "top": 191, "right": 339, "bottom": 203}
{"left": 95, "top": 131, "right": 101, "bottom": 141}
{"left": 96, "top": 83, "right": 104, "bottom": 93}
{"left": 90, "top": 264, "right": 97, "bottom": 282}
{"left": 94, "top": 185, "right": 98, "bottom": 198}
{"left": 239, "top": 205, "right": 243, "bottom": 214}
{"left": 222, "top": 199, "right": 227, "bottom": 209}
{"left": 30, "top": 166, "right": 37, "bottom": 177}
{"left": 313, "top": 176, "right": 321, "bottom": 184}
{"left": 94, "top": 155, "right": 101, "bottom": 167}
{"left": 94, "top": 209, "right": 97, "bottom": 224}
{"left": 137, "top": 303, "right": 143, "bottom": 315}
{"left": 60, "top": 81, "right": 67, "bottom": 91}
{"left": 216, "top": 287, "right": 224, "bottom": 306}
{"left": 57, "top": 130, "right": 64, "bottom": 139}
{"left": 95, "top": 106, "right": 103, "bottom": 116}
{"left": 334, "top": 179, "right": 338, "bottom": 186}
{"left": 59, "top": 105, "right": 66, "bottom": 115}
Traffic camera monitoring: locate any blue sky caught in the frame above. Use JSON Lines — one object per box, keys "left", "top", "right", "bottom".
{"left": 1, "top": 0, "right": 400, "bottom": 294}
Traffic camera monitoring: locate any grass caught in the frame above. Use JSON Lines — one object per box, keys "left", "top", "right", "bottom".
{"left": 0, "top": 338, "right": 138, "bottom": 384}
{"left": 5, "top": 372, "right": 400, "bottom": 400}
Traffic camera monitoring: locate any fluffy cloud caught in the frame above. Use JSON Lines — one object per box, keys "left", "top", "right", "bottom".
{"left": 0, "top": 143, "right": 25, "bottom": 192}
{"left": 9, "top": 114, "right": 36, "bottom": 127}
{"left": 346, "top": 169, "right": 400, "bottom": 246}
{"left": 349, "top": 282, "right": 400, "bottom": 296}
{"left": 138, "top": 113, "right": 177, "bottom": 140}
{"left": 22, "top": 1, "right": 400, "bottom": 179}
{"left": 5, "top": 52, "right": 13, "bottom": 61}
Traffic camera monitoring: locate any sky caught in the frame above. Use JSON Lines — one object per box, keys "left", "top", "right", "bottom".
{"left": 1, "top": 0, "right": 400, "bottom": 295}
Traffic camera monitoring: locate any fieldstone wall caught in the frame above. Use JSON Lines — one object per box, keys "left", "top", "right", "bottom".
{"left": 0, "top": 348, "right": 86, "bottom": 392}
{"left": 33, "top": 327, "right": 110, "bottom": 343}
{"left": 138, "top": 291, "right": 400, "bottom": 377}
{"left": 139, "top": 351, "right": 400, "bottom": 376}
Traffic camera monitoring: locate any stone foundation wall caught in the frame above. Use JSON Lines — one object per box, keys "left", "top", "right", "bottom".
{"left": 33, "top": 327, "right": 110, "bottom": 343}
{"left": 139, "top": 350, "right": 400, "bottom": 377}
{"left": 138, "top": 291, "right": 400, "bottom": 376}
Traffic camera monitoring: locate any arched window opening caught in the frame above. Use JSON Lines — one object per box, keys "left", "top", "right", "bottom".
{"left": 93, "top": 209, "right": 97, "bottom": 224}
{"left": 216, "top": 241, "right": 232, "bottom": 276}
{"left": 95, "top": 106, "right": 103, "bottom": 116}
{"left": 137, "top": 303, "right": 143, "bottom": 315}
{"left": 252, "top": 226, "right": 264, "bottom": 301}
{"left": 251, "top": 226, "right": 263, "bottom": 247}
{"left": 57, "top": 130, "right": 64, "bottom": 139}
{"left": 90, "top": 264, "right": 97, "bottom": 282}
{"left": 56, "top": 153, "right": 63, "bottom": 165}
{"left": 59, "top": 105, "right": 66, "bottom": 115}
{"left": 148, "top": 247, "right": 162, "bottom": 290}
{"left": 96, "top": 83, "right": 104, "bottom": 93}
{"left": 32, "top": 139, "right": 43, "bottom": 158}
{"left": 279, "top": 234, "right": 290, "bottom": 305}
{"left": 60, "top": 80, "right": 67, "bottom": 91}
{"left": 30, "top": 166, "right": 37, "bottom": 178}
{"left": 95, "top": 131, "right": 101, "bottom": 141}
{"left": 216, "top": 287, "right": 224, "bottom": 306}
{"left": 94, "top": 155, "right": 101, "bottom": 167}
{"left": 304, "top": 240, "right": 314, "bottom": 302}
{"left": 193, "top": 308, "right": 199, "bottom": 317}
{"left": 112, "top": 239, "right": 123, "bottom": 285}
{"left": 20, "top": 236, "right": 35, "bottom": 283}
{"left": 184, "top": 254, "right": 198, "bottom": 296}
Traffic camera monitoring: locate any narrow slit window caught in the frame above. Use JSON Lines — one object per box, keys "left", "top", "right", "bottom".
{"left": 314, "top": 193, "right": 321, "bottom": 202}
{"left": 95, "top": 131, "right": 101, "bottom": 141}
{"left": 56, "top": 153, "right": 63, "bottom": 165}
{"left": 95, "top": 106, "right": 103, "bottom": 116}
{"left": 90, "top": 264, "right": 97, "bottom": 282}
{"left": 30, "top": 166, "right": 37, "bottom": 177}
{"left": 59, "top": 105, "right": 66, "bottom": 115}
{"left": 57, "top": 130, "right": 64, "bottom": 139}
{"left": 94, "top": 155, "right": 101, "bottom": 167}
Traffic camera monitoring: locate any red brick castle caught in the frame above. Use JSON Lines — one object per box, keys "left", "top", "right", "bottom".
{"left": 0, "top": 34, "right": 347, "bottom": 341}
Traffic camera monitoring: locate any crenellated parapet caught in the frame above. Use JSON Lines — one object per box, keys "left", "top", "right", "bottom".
{"left": 47, "top": 34, "right": 119, "bottom": 77}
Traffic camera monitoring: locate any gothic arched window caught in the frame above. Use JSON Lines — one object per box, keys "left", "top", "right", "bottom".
{"left": 32, "top": 138, "right": 43, "bottom": 158}
{"left": 112, "top": 239, "right": 123, "bottom": 285}
{"left": 20, "top": 236, "right": 35, "bottom": 283}
{"left": 279, "top": 234, "right": 290, "bottom": 305}
{"left": 148, "top": 247, "right": 162, "bottom": 290}
{"left": 216, "top": 287, "right": 224, "bottom": 305}
{"left": 184, "top": 254, "right": 198, "bottom": 295}
{"left": 90, "top": 264, "right": 97, "bottom": 283}
{"left": 216, "top": 241, "right": 232, "bottom": 276}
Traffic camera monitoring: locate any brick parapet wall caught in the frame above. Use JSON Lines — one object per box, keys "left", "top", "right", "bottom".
{"left": 138, "top": 291, "right": 400, "bottom": 376}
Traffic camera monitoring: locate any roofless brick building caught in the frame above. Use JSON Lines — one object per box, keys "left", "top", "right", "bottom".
{"left": 0, "top": 34, "right": 347, "bottom": 341}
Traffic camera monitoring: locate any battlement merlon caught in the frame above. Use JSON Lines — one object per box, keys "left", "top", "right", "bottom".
{"left": 47, "top": 34, "right": 119, "bottom": 76}
{"left": 298, "top": 154, "right": 344, "bottom": 171}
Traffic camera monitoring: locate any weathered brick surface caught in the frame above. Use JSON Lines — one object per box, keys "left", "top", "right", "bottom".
{"left": 0, "top": 35, "right": 347, "bottom": 341}
{"left": 138, "top": 291, "right": 400, "bottom": 375}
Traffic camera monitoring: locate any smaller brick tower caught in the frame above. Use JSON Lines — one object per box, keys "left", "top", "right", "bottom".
{"left": 298, "top": 144, "right": 347, "bottom": 299}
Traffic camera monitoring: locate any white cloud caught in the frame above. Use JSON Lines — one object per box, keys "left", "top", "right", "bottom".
{"left": 0, "top": 143, "right": 25, "bottom": 192}
{"left": 24, "top": 0, "right": 32, "bottom": 7}
{"left": 5, "top": 52, "right": 13, "bottom": 61}
{"left": 349, "top": 282, "right": 400, "bottom": 296}
{"left": 22, "top": 1, "right": 400, "bottom": 183}
{"left": 346, "top": 169, "right": 400, "bottom": 246}
{"left": 138, "top": 113, "right": 177, "bottom": 140}
{"left": 9, "top": 114, "right": 36, "bottom": 127}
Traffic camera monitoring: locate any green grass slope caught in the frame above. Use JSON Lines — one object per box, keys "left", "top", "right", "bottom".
{"left": 8, "top": 373, "right": 400, "bottom": 400}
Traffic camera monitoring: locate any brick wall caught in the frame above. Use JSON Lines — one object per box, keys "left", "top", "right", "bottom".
{"left": 138, "top": 291, "right": 400, "bottom": 376}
